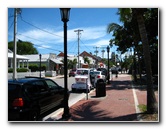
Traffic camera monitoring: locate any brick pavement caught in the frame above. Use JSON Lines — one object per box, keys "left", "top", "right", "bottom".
{"left": 54, "top": 74, "right": 158, "bottom": 122}
{"left": 66, "top": 74, "right": 139, "bottom": 122}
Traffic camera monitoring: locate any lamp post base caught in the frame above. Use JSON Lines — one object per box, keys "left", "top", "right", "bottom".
{"left": 62, "top": 112, "right": 71, "bottom": 120}
{"left": 107, "top": 75, "right": 110, "bottom": 84}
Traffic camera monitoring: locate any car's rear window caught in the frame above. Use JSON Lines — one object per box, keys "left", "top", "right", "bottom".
{"left": 76, "top": 70, "right": 88, "bottom": 75}
{"left": 94, "top": 71, "right": 100, "bottom": 75}
{"left": 8, "top": 84, "right": 18, "bottom": 90}
{"left": 8, "top": 84, "right": 21, "bottom": 99}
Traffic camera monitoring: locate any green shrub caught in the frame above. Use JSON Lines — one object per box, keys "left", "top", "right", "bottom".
{"left": 29, "top": 64, "right": 46, "bottom": 72}
{"left": 29, "top": 64, "right": 39, "bottom": 72}
{"left": 17, "top": 68, "right": 29, "bottom": 72}
{"left": 41, "top": 65, "right": 46, "bottom": 71}
{"left": 8, "top": 68, "right": 13, "bottom": 73}
{"left": 138, "top": 104, "right": 147, "bottom": 112}
{"left": 8, "top": 68, "right": 29, "bottom": 73}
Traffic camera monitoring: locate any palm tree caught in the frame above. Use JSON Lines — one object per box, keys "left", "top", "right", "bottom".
{"left": 83, "top": 56, "right": 90, "bottom": 65}
{"left": 107, "top": 8, "right": 158, "bottom": 113}
{"left": 132, "top": 8, "right": 157, "bottom": 113}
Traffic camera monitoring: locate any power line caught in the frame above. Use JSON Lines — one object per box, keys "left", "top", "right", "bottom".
{"left": 93, "top": 46, "right": 99, "bottom": 56}
{"left": 20, "top": 16, "right": 63, "bottom": 38}
{"left": 17, "top": 38, "right": 62, "bottom": 53}
{"left": 100, "top": 47, "right": 107, "bottom": 58}
{"left": 68, "top": 40, "right": 78, "bottom": 54}
{"left": 17, "top": 33, "right": 63, "bottom": 47}
{"left": 8, "top": 20, "right": 14, "bottom": 31}
{"left": 80, "top": 39, "right": 93, "bottom": 52}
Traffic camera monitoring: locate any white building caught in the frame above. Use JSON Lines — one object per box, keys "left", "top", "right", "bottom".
{"left": 22, "top": 53, "right": 63, "bottom": 74}
{"left": 8, "top": 49, "right": 29, "bottom": 69}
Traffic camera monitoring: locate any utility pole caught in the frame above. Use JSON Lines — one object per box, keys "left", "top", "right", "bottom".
{"left": 13, "top": 8, "right": 21, "bottom": 80}
{"left": 100, "top": 47, "right": 107, "bottom": 58}
{"left": 74, "top": 29, "right": 83, "bottom": 68}
{"left": 93, "top": 46, "right": 99, "bottom": 56}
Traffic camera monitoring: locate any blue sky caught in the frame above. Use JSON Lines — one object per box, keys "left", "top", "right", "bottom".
{"left": 8, "top": 8, "right": 122, "bottom": 58}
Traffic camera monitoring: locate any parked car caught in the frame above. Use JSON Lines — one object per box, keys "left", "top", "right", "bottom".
{"left": 69, "top": 69, "right": 77, "bottom": 77}
{"left": 8, "top": 77, "right": 67, "bottom": 121}
{"left": 71, "top": 68, "right": 93, "bottom": 93}
{"left": 93, "top": 71, "right": 106, "bottom": 88}
{"left": 97, "top": 68, "right": 108, "bottom": 78}
{"left": 90, "top": 70, "right": 100, "bottom": 87}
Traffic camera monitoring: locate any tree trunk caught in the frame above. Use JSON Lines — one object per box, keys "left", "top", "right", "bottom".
{"left": 136, "top": 13, "right": 158, "bottom": 113}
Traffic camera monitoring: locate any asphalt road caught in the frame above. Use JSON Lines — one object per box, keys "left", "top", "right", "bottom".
{"left": 52, "top": 76, "right": 75, "bottom": 91}
{"left": 40, "top": 76, "right": 91, "bottom": 121}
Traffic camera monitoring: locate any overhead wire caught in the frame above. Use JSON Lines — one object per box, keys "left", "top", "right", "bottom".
{"left": 8, "top": 20, "right": 14, "bottom": 31}
{"left": 80, "top": 39, "right": 93, "bottom": 52}
{"left": 17, "top": 33, "right": 63, "bottom": 47}
{"left": 16, "top": 37, "right": 62, "bottom": 53}
{"left": 9, "top": 9, "right": 92, "bottom": 55}
{"left": 20, "top": 16, "right": 63, "bottom": 38}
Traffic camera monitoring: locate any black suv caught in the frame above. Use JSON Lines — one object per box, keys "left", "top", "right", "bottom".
{"left": 8, "top": 77, "right": 67, "bottom": 121}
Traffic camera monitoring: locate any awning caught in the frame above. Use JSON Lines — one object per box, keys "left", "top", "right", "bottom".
{"left": 50, "top": 59, "right": 63, "bottom": 64}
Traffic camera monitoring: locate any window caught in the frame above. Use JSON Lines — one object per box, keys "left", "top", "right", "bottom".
{"left": 76, "top": 70, "right": 89, "bottom": 75}
{"left": 45, "top": 80, "right": 59, "bottom": 89}
{"left": 33, "top": 81, "right": 48, "bottom": 92}
{"left": 26, "top": 85, "right": 39, "bottom": 94}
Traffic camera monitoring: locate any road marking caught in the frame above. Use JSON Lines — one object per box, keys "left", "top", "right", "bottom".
{"left": 131, "top": 84, "right": 143, "bottom": 121}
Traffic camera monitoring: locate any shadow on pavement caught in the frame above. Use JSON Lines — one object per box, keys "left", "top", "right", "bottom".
{"left": 66, "top": 100, "right": 138, "bottom": 121}
{"left": 107, "top": 80, "right": 158, "bottom": 91}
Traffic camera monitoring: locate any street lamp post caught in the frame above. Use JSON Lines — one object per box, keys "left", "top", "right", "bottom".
{"left": 60, "top": 8, "right": 71, "bottom": 119}
{"left": 39, "top": 54, "right": 41, "bottom": 78}
{"left": 116, "top": 62, "right": 119, "bottom": 78}
{"left": 107, "top": 46, "right": 110, "bottom": 84}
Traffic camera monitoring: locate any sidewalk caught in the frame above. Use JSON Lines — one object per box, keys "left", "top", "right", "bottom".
{"left": 54, "top": 74, "right": 158, "bottom": 122}
{"left": 66, "top": 74, "right": 139, "bottom": 122}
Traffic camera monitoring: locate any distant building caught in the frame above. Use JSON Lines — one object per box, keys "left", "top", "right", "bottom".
{"left": 8, "top": 49, "right": 29, "bottom": 69}
{"left": 57, "top": 51, "right": 106, "bottom": 69}
{"left": 22, "top": 53, "right": 63, "bottom": 74}
{"left": 79, "top": 51, "right": 98, "bottom": 68}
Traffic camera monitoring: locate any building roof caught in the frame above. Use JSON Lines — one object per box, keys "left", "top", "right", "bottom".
{"left": 50, "top": 59, "right": 63, "bottom": 64}
{"left": 8, "top": 49, "right": 29, "bottom": 60}
{"left": 21, "top": 54, "right": 63, "bottom": 64}
{"left": 79, "top": 51, "right": 98, "bottom": 60}
{"left": 21, "top": 54, "right": 49, "bottom": 62}
{"left": 57, "top": 52, "right": 64, "bottom": 57}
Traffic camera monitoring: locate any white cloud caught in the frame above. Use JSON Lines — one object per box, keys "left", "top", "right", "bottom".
{"left": 78, "top": 26, "right": 107, "bottom": 40}
{"left": 84, "top": 39, "right": 110, "bottom": 47}
{"left": 17, "top": 25, "right": 109, "bottom": 49}
{"left": 37, "top": 45, "right": 51, "bottom": 49}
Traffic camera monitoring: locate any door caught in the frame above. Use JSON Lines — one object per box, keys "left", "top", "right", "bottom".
{"left": 45, "top": 79, "right": 64, "bottom": 108}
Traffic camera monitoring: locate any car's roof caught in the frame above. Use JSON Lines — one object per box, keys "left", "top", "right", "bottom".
{"left": 8, "top": 77, "right": 47, "bottom": 84}
{"left": 76, "top": 68, "right": 90, "bottom": 70}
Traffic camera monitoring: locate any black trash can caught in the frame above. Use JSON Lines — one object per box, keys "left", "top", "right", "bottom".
{"left": 96, "top": 79, "right": 106, "bottom": 97}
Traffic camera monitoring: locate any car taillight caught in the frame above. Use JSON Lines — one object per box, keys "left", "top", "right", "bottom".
{"left": 81, "top": 78, "right": 85, "bottom": 81}
{"left": 97, "top": 75, "right": 101, "bottom": 78}
{"left": 12, "top": 98, "right": 24, "bottom": 107}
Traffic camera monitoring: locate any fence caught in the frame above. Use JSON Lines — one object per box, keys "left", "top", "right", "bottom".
{"left": 8, "top": 71, "right": 46, "bottom": 79}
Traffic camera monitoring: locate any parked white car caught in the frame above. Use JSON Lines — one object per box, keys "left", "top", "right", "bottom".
{"left": 93, "top": 71, "right": 106, "bottom": 88}
{"left": 71, "top": 68, "right": 93, "bottom": 93}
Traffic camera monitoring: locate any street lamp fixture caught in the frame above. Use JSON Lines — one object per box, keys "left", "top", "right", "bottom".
{"left": 60, "top": 8, "right": 70, "bottom": 22}
{"left": 60, "top": 8, "right": 71, "bottom": 119}
{"left": 107, "top": 46, "right": 110, "bottom": 84}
